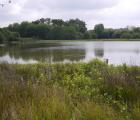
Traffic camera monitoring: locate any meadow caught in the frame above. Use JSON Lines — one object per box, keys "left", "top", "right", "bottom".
{"left": 0, "top": 59, "right": 140, "bottom": 120}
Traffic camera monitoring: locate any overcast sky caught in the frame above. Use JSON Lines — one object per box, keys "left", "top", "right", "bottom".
{"left": 0, "top": 0, "right": 140, "bottom": 29}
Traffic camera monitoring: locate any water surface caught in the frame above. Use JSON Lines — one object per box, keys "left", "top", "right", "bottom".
{"left": 0, "top": 41, "right": 140, "bottom": 65}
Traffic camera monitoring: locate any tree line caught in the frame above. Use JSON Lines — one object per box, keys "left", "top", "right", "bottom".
{"left": 7, "top": 18, "right": 87, "bottom": 40}
{"left": 1, "top": 18, "right": 140, "bottom": 43}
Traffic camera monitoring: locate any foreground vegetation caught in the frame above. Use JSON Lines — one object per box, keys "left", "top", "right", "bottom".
{"left": 0, "top": 60, "right": 140, "bottom": 120}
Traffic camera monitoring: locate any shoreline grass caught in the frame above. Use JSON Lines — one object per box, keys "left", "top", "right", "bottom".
{"left": 0, "top": 60, "right": 140, "bottom": 119}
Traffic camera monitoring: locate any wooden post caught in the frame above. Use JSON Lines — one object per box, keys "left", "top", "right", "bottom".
{"left": 105, "top": 59, "right": 109, "bottom": 64}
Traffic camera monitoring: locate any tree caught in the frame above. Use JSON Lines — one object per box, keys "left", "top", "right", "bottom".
{"left": 47, "top": 26, "right": 64, "bottom": 40}
{"left": 83, "top": 32, "right": 91, "bottom": 39}
{"left": 32, "top": 18, "right": 51, "bottom": 25}
{"left": 87, "top": 30, "right": 96, "bottom": 39}
{"left": 94, "top": 24, "right": 104, "bottom": 38}
{"left": 51, "top": 19, "right": 65, "bottom": 26}
{"left": 112, "top": 29, "right": 122, "bottom": 38}
{"left": 5, "top": 18, "right": 140, "bottom": 40}
{"left": 0, "top": 32, "right": 5, "bottom": 43}
{"left": 8, "top": 23, "right": 19, "bottom": 32}
{"left": 62, "top": 26, "right": 78, "bottom": 40}
{"left": 120, "top": 32, "right": 132, "bottom": 39}
{"left": 19, "top": 22, "right": 29, "bottom": 37}
{"left": 102, "top": 29, "right": 114, "bottom": 38}
{"left": 67, "top": 19, "right": 87, "bottom": 33}
{"left": 0, "top": 28, "right": 20, "bottom": 43}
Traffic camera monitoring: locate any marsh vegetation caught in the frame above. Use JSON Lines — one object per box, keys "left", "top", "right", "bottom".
{"left": 0, "top": 60, "right": 140, "bottom": 120}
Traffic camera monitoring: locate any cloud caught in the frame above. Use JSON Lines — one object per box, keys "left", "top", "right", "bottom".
{"left": 22, "top": 0, "right": 119, "bottom": 11}
{"left": 0, "top": 0, "right": 140, "bottom": 29}
{"left": 46, "top": 0, "right": 119, "bottom": 10}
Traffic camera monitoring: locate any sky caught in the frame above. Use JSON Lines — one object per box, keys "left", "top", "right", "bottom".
{"left": 0, "top": 0, "right": 140, "bottom": 29}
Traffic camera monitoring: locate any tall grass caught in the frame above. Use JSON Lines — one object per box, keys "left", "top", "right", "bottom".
{"left": 0, "top": 60, "right": 140, "bottom": 120}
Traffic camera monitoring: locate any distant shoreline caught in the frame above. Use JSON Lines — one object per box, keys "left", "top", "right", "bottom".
{"left": 1, "top": 38, "right": 140, "bottom": 45}
{"left": 19, "top": 38, "right": 140, "bottom": 42}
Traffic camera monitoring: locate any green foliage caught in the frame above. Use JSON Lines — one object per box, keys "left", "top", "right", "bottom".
{"left": 2, "top": 18, "right": 140, "bottom": 40}
{"left": 7, "top": 18, "right": 87, "bottom": 40}
{"left": 0, "top": 18, "right": 139, "bottom": 43}
{"left": 0, "top": 32, "right": 5, "bottom": 43}
{"left": 94, "top": 24, "right": 105, "bottom": 38}
{"left": 67, "top": 19, "right": 87, "bottom": 33}
{"left": 0, "top": 28, "right": 20, "bottom": 43}
{"left": 0, "top": 60, "right": 140, "bottom": 119}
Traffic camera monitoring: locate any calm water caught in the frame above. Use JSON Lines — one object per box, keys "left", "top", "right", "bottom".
{"left": 0, "top": 41, "right": 140, "bottom": 65}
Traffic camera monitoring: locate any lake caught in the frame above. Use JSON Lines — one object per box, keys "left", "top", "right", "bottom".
{"left": 0, "top": 41, "right": 140, "bottom": 65}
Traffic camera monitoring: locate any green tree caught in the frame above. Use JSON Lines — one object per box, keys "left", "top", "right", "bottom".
{"left": 51, "top": 19, "right": 65, "bottom": 26}
{"left": 67, "top": 19, "right": 87, "bottom": 33}
{"left": 94, "top": 24, "right": 104, "bottom": 38}
{"left": 102, "top": 29, "right": 114, "bottom": 38}
{"left": 48, "top": 26, "right": 64, "bottom": 40}
{"left": 62, "top": 26, "right": 78, "bottom": 40}
{"left": 19, "top": 22, "right": 29, "bottom": 37}
{"left": 87, "top": 30, "right": 97, "bottom": 39}
{"left": 0, "top": 32, "right": 5, "bottom": 43}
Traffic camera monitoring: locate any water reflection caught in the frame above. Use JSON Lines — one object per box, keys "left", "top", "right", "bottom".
{"left": 94, "top": 42, "right": 104, "bottom": 58}
{"left": 0, "top": 43, "right": 86, "bottom": 64}
{"left": 84, "top": 42, "right": 104, "bottom": 61}
{"left": 0, "top": 41, "right": 140, "bottom": 65}
{"left": 94, "top": 49, "right": 104, "bottom": 58}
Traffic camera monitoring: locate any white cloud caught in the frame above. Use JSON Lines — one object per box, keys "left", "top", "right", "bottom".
{"left": 46, "top": 0, "right": 119, "bottom": 10}
{"left": 0, "top": 0, "right": 140, "bottom": 29}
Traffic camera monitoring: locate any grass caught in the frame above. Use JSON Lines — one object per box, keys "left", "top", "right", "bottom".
{"left": 0, "top": 60, "right": 140, "bottom": 119}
